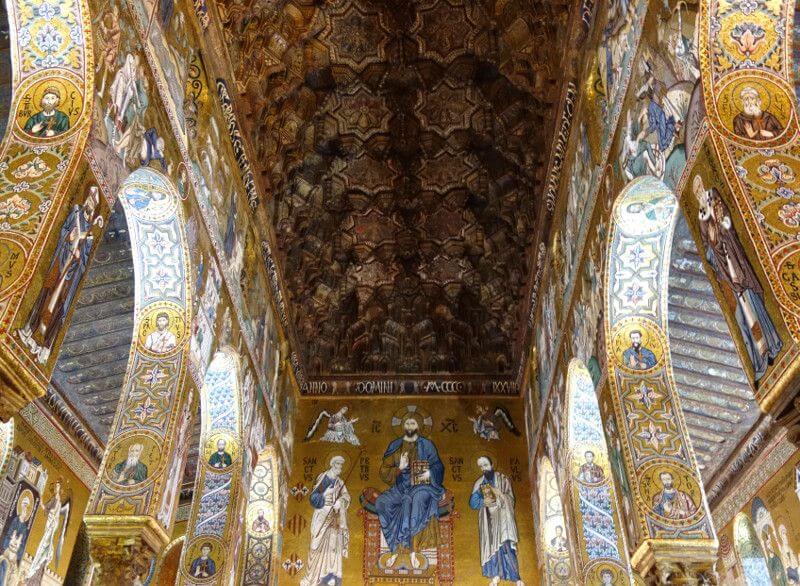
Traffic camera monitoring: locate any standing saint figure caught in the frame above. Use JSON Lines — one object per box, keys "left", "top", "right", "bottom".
{"left": 651, "top": 472, "right": 697, "bottom": 520}
{"left": 23, "top": 87, "right": 70, "bottom": 137}
{"left": 18, "top": 187, "right": 103, "bottom": 363}
{"left": 25, "top": 480, "right": 70, "bottom": 582}
{"left": 694, "top": 175, "right": 782, "bottom": 381}
{"left": 469, "top": 457, "right": 524, "bottom": 586}
{"left": 0, "top": 493, "right": 33, "bottom": 585}
{"left": 375, "top": 415, "right": 445, "bottom": 570}
{"left": 301, "top": 455, "right": 350, "bottom": 586}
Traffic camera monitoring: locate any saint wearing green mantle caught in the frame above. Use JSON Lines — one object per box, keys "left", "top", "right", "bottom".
{"left": 208, "top": 438, "right": 232, "bottom": 469}
{"left": 23, "top": 87, "right": 70, "bottom": 137}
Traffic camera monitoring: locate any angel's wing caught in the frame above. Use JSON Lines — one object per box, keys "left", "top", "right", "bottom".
{"left": 55, "top": 499, "right": 71, "bottom": 566}
{"left": 303, "top": 411, "right": 331, "bottom": 442}
{"left": 494, "top": 407, "right": 521, "bottom": 436}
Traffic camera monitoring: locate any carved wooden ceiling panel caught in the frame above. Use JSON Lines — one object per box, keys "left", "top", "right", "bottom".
{"left": 217, "top": 0, "right": 572, "bottom": 382}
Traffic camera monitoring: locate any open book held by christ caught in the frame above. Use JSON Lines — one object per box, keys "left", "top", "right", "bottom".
{"left": 412, "top": 460, "right": 430, "bottom": 485}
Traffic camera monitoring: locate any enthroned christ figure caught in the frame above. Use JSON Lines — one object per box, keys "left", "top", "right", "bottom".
{"left": 375, "top": 414, "right": 445, "bottom": 570}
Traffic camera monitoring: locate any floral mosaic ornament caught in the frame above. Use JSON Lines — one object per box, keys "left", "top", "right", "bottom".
{"left": 0, "top": 0, "right": 93, "bottom": 414}
{"left": 84, "top": 168, "right": 193, "bottom": 563}
{"left": 700, "top": 0, "right": 798, "bottom": 149}
{"left": 699, "top": 0, "right": 800, "bottom": 367}
{"left": 604, "top": 176, "right": 716, "bottom": 574}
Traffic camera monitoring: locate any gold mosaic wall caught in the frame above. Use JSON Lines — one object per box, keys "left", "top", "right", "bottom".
{"left": 282, "top": 397, "right": 539, "bottom": 585}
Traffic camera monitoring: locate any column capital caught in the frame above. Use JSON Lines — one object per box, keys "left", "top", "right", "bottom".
{"left": 85, "top": 515, "right": 168, "bottom": 585}
{"left": 648, "top": 560, "right": 719, "bottom": 586}
{"left": 631, "top": 539, "right": 719, "bottom": 579}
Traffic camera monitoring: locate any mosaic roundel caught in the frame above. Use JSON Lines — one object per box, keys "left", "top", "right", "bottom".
{"left": 13, "top": 73, "right": 86, "bottom": 143}
{"left": 183, "top": 534, "right": 225, "bottom": 581}
{"left": 637, "top": 460, "right": 705, "bottom": 527}
{"left": 612, "top": 176, "right": 678, "bottom": 238}
{"left": 103, "top": 431, "right": 162, "bottom": 490}
{"left": 136, "top": 301, "right": 188, "bottom": 357}
{"left": 121, "top": 181, "right": 181, "bottom": 222}
{"left": 202, "top": 431, "right": 240, "bottom": 472}
{"left": 610, "top": 317, "right": 665, "bottom": 375}
{"left": 584, "top": 561, "right": 628, "bottom": 586}
{"left": 713, "top": 71, "right": 798, "bottom": 148}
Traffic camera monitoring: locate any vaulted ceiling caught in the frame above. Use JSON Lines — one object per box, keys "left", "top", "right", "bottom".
{"left": 217, "top": 0, "right": 573, "bottom": 383}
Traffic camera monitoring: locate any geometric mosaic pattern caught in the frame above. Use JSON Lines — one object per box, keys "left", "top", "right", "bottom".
{"left": 87, "top": 169, "right": 193, "bottom": 536}
{"left": 605, "top": 176, "right": 716, "bottom": 562}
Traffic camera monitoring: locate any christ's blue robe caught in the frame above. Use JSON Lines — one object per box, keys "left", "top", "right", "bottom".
{"left": 375, "top": 436, "right": 445, "bottom": 552}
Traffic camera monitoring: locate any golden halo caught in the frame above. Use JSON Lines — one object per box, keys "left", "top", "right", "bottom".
{"left": 730, "top": 79, "right": 772, "bottom": 113}
{"left": 16, "top": 488, "right": 34, "bottom": 521}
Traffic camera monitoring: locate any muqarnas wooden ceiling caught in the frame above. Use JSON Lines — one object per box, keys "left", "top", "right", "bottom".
{"left": 217, "top": 0, "right": 574, "bottom": 382}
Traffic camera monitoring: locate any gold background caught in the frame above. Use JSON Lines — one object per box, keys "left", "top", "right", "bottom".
{"left": 9, "top": 416, "right": 91, "bottom": 582}
{"left": 283, "top": 397, "right": 540, "bottom": 585}
{"left": 716, "top": 448, "right": 800, "bottom": 582}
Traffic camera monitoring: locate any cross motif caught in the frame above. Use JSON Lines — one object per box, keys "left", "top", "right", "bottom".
{"left": 633, "top": 382, "right": 659, "bottom": 410}
{"left": 638, "top": 421, "right": 670, "bottom": 451}
{"left": 132, "top": 397, "right": 158, "bottom": 423}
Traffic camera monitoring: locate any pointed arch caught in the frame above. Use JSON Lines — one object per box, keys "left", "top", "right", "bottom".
{"left": 84, "top": 167, "right": 194, "bottom": 579}
{"left": 0, "top": 0, "right": 95, "bottom": 416}
{"left": 564, "top": 358, "right": 631, "bottom": 584}
{"left": 152, "top": 536, "right": 185, "bottom": 586}
{"left": 242, "top": 444, "right": 280, "bottom": 585}
{"left": 178, "top": 348, "right": 248, "bottom": 584}
{"left": 733, "top": 513, "right": 771, "bottom": 586}
{"left": 604, "top": 175, "right": 716, "bottom": 576}
{"left": 537, "top": 455, "right": 575, "bottom": 585}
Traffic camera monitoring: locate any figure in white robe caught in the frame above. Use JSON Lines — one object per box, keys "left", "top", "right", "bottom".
{"left": 144, "top": 313, "right": 177, "bottom": 353}
{"left": 469, "top": 457, "right": 524, "bottom": 586}
{"left": 25, "top": 481, "right": 69, "bottom": 581}
{"left": 301, "top": 456, "right": 350, "bottom": 586}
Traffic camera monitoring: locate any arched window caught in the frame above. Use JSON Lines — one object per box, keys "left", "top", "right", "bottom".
{"left": 734, "top": 513, "right": 771, "bottom": 586}
{"left": 179, "top": 349, "right": 247, "bottom": 584}
{"left": 242, "top": 445, "right": 280, "bottom": 585}
{"left": 538, "top": 456, "right": 574, "bottom": 585}
{"left": 565, "top": 358, "right": 630, "bottom": 583}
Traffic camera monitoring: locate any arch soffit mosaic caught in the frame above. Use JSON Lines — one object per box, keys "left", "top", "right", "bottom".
{"left": 85, "top": 167, "right": 193, "bottom": 554}
{"left": 0, "top": 0, "right": 94, "bottom": 416}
